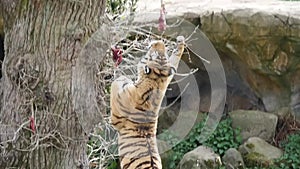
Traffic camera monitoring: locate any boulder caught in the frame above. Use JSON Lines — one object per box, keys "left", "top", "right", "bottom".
{"left": 222, "top": 148, "right": 245, "bottom": 169}
{"left": 178, "top": 146, "right": 222, "bottom": 169}
{"left": 239, "top": 137, "right": 283, "bottom": 167}
{"left": 229, "top": 110, "right": 278, "bottom": 141}
{"left": 272, "top": 107, "right": 291, "bottom": 118}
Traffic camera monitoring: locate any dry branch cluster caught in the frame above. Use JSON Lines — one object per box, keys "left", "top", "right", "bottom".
{"left": 0, "top": 52, "right": 57, "bottom": 152}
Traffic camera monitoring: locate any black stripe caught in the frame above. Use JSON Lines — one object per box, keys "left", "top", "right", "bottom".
{"left": 139, "top": 95, "right": 150, "bottom": 105}
{"left": 171, "top": 66, "right": 176, "bottom": 73}
{"left": 134, "top": 151, "right": 151, "bottom": 159}
{"left": 130, "top": 117, "right": 156, "bottom": 123}
{"left": 126, "top": 118, "right": 156, "bottom": 125}
{"left": 126, "top": 119, "right": 156, "bottom": 124}
{"left": 111, "top": 121, "right": 122, "bottom": 126}
{"left": 112, "top": 114, "right": 125, "bottom": 119}
{"left": 151, "top": 156, "right": 159, "bottom": 161}
{"left": 118, "top": 98, "right": 127, "bottom": 109}
{"left": 150, "top": 156, "right": 155, "bottom": 168}
{"left": 120, "top": 142, "right": 147, "bottom": 150}
{"left": 119, "top": 107, "right": 132, "bottom": 116}
{"left": 125, "top": 86, "right": 134, "bottom": 98}
{"left": 122, "top": 159, "right": 136, "bottom": 169}
{"left": 132, "top": 111, "right": 156, "bottom": 118}
{"left": 122, "top": 82, "right": 128, "bottom": 88}
{"left": 135, "top": 106, "right": 146, "bottom": 111}
{"left": 124, "top": 119, "right": 141, "bottom": 125}
{"left": 145, "top": 110, "right": 157, "bottom": 117}
{"left": 135, "top": 161, "right": 151, "bottom": 169}
{"left": 121, "top": 147, "right": 142, "bottom": 157}
{"left": 124, "top": 128, "right": 136, "bottom": 132}
{"left": 121, "top": 134, "right": 144, "bottom": 139}
{"left": 118, "top": 141, "right": 126, "bottom": 147}
{"left": 145, "top": 136, "right": 156, "bottom": 168}
{"left": 141, "top": 88, "right": 153, "bottom": 100}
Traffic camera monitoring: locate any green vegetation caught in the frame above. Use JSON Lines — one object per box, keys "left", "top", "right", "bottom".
{"left": 107, "top": 160, "right": 119, "bottom": 169}
{"left": 159, "top": 117, "right": 242, "bottom": 169}
{"left": 160, "top": 118, "right": 300, "bottom": 169}
{"left": 244, "top": 152, "right": 271, "bottom": 168}
{"left": 202, "top": 118, "right": 242, "bottom": 156}
{"left": 106, "top": 0, "right": 138, "bottom": 15}
{"left": 273, "top": 132, "right": 300, "bottom": 169}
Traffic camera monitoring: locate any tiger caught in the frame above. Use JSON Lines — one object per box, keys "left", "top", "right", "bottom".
{"left": 110, "top": 36, "right": 185, "bottom": 169}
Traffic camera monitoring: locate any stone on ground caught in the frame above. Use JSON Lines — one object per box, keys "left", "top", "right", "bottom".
{"left": 178, "top": 145, "right": 222, "bottom": 169}
{"left": 239, "top": 137, "right": 283, "bottom": 167}
{"left": 222, "top": 148, "right": 245, "bottom": 169}
{"left": 229, "top": 110, "right": 278, "bottom": 141}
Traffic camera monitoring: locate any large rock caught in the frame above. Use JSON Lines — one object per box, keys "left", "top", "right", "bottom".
{"left": 200, "top": 8, "right": 300, "bottom": 115}
{"left": 229, "top": 110, "right": 278, "bottom": 141}
{"left": 222, "top": 148, "right": 245, "bottom": 169}
{"left": 239, "top": 137, "right": 283, "bottom": 167}
{"left": 178, "top": 146, "right": 222, "bottom": 169}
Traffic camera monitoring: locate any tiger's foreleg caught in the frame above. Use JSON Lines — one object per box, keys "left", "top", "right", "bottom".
{"left": 110, "top": 76, "right": 136, "bottom": 131}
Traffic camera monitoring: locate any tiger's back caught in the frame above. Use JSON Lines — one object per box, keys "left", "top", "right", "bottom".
{"left": 111, "top": 37, "right": 185, "bottom": 169}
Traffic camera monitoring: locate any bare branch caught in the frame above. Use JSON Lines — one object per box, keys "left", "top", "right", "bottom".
{"left": 161, "top": 83, "right": 190, "bottom": 110}
{"left": 187, "top": 46, "right": 211, "bottom": 64}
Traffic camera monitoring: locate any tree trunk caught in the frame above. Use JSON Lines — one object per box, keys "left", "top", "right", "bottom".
{"left": 0, "top": 0, "right": 109, "bottom": 168}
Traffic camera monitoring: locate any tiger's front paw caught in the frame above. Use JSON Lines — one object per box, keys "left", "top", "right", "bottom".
{"left": 176, "top": 36, "right": 185, "bottom": 45}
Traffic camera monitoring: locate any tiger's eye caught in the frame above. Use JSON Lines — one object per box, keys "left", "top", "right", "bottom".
{"left": 144, "top": 65, "right": 151, "bottom": 74}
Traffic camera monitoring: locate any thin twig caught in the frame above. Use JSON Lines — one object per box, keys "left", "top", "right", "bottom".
{"left": 161, "top": 83, "right": 190, "bottom": 110}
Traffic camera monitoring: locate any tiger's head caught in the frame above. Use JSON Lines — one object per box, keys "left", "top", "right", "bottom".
{"left": 137, "top": 41, "right": 175, "bottom": 81}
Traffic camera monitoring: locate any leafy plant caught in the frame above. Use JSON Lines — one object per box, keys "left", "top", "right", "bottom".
{"left": 273, "top": 132, "right": 300, "bottom": 169}
{"left": 106, "top": 0, "right": 138, "bottom": 16}
{"left": 204, "top": 118, "right": 242, "bottom": 156}
{"left": 107, "top": 159, "right": 119, "bottom": 169}
{"left": 159, "top": 117, "right": 242, "bottom": 169}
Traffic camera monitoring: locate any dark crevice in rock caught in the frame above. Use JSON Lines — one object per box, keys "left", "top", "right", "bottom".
{"left": 273, "top": 14, "right": 291, "bottom": 27}
{"left": 220, "top": 11, "right": 232, "bottom": 32}
{"left": 0, "top": 34, "right": 4, "bottom": 79}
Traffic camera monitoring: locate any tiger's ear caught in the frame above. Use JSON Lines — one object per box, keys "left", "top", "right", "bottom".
{"left": 144, "top": 65, "right": 151, "bottom": 74}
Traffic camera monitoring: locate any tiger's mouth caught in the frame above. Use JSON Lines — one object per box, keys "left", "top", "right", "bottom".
{"left": 150, "top": 65, "right": 175, "bottom": 77}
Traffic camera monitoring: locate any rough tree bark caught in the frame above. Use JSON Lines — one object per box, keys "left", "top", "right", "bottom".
{"left": 0, "top": 0, "right": 109, "bottom": 168}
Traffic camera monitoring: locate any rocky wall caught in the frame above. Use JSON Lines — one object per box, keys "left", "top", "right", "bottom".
{"left": 198, "top": 9, "right": 300, "bottom": 119}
